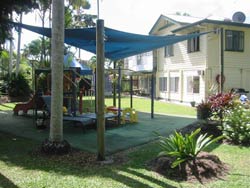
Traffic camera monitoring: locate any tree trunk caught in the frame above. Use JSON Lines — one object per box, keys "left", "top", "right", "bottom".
{"left": 16, "top": 13, "right": 22, "bottom": 76}
{"left": 50, "top": 0, "right": 64, "bottom": 142}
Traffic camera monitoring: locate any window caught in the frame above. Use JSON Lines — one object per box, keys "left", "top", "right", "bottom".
{"left": 170, "top": 77, "right": 179, "bottom": 92}
{"left": 225, "top": 30, "right": 244, "bottom": 52}
{"left": 159, "top": 77, "right": 167, "bottom": 92}
{"left": 187, "top": 76, "right": 193, "bottom": 93}
{"left": 164, "top": 45, "right": 174, "bottom": 57}
{"left": 142, "top": 77, "right": 149, "bottom": 90}
{"left": 137, "top": 54, "right": 143, "bottom": 65}
{"left": 187, "top": 76, "right": 200, "bottom": 94}
{"left": 187, "top": 31, "right": 200, "bottom": 53}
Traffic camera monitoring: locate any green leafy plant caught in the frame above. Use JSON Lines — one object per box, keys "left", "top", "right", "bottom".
{"left": 157, "top": 128, "right": 223, "bottom": 168}
{"left": 8, "top": 73, "right": 32, "bottom": 97}
{"left": 222, "top": 104, "right": 250, "bottom": 145}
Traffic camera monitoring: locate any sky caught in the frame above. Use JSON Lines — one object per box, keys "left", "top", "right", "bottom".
{"left": 14, "top": 0, "right": 250, "bottom": 59}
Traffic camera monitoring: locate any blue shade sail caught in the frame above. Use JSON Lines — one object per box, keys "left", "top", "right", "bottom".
{"left": 14, "top": 22, "right": 211, "bottom": 61}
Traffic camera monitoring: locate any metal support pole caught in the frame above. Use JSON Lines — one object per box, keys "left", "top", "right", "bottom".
{"left": 151, "top": 73, "right": 154, "bottom": 119}
{"left": 72, "top": 69, "right": 77, "bottom": 116}
{"left": 220, "top": 28, "right": 224, "bottom": 93}
{"left": 130, "top": 75, "right": 133, "bottom": 108}
{"left": 96, "top": 19, "right": 105, "bottom": 161}
{"left": 113, "top": 61, "right": 116, "bottom": 106}
{"left": 94, "top": 68, "right": 97, "bottom": 113}
{"left": 118, "top": 66, "right": 121, "bottom": 125}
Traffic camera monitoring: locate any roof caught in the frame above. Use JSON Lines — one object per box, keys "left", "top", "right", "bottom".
{"left": 149, "top": 14, "right": 202, "bottom": 34}
{"left": 163, "top": 14, "right": 203, "bottom": 24}
{"left": 172, "top": 18, "right": 250, "bottom": 33}
{"left": 150, "top": 14, "right": 250, "bottom": 34}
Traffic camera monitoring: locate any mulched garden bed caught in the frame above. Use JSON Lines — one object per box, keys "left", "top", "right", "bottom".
{"left": 147, "top": 120, "right": 229, "bottom": 183}
{"left": 177, "top": 120, "right": 222, "bottom": 138}
{"left": 148, "top": 151, "right": 229, "bottom": 183}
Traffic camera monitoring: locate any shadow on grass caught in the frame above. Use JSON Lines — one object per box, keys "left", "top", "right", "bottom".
{"left": 0, "top": 172, "right": 19, "bottom": 188}
{"left": 0, "top": 132, "right": 177, "bottom": 188}
{"left": 123, "top": 168, "right": 177, "bottom": 188}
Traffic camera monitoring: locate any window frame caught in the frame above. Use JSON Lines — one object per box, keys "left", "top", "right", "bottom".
{"left": 186, "top": 76, "right": 200, "bottom": 94}
{"left": 187, "top": 31, "right": 200, "bottom": 53}
{"left": 164, "top": 44, "right": 174, "bottom": 57}
{"left": 170, "top": 77, "right": 179, "bottom": 93}
{"left": 225, "top": 30, "right": 244, "bottom": 52}
{"left": 159, "top": 77, "right": 167, "bottom": 92}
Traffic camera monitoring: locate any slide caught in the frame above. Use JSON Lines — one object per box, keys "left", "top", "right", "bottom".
{"left": 13, "top": 95, "right": 44, "bottom": 115}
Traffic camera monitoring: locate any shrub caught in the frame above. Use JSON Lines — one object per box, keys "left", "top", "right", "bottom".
{"left": 156, "top": 128, "right": 223, "bottom": 168}
{"left": 208, "top": 92, "right": 234, "bottom": 119}
{"left": 8, "top": 73, "right": 32, "bottom": 97}
{"left": 196, "top": 100, "right": 212, "bottom": 120}
{"left": 222, "top": 104, "right": 250, "bottom": 145}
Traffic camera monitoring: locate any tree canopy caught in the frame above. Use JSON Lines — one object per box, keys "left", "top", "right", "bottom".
{"left": 0, "top": 0, "right": 38, "bottom": 51}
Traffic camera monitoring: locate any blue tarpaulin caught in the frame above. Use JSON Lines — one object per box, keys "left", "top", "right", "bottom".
{"left": 14, "top": 22, "right": 211, "bottom": 61}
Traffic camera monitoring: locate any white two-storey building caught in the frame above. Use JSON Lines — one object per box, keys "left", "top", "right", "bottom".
{"left": 126, "top": 14, "right": 250, "bottom": 103}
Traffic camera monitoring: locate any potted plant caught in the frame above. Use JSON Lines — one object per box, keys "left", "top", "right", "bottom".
{"left": 190, "top": 101, "right": 196, "bottom": 107}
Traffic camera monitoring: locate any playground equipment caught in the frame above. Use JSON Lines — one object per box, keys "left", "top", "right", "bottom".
{"left": 38, "top": 95, "right": 93, "bottom": 130}
{"left": 13, "top": 93, "right": 44, "bottom": 115}
{"left": 106, "top": 106, "right": 138, "bottom": 124}
{"left": 37, "top": 95, "right": 117, "bottom": 129}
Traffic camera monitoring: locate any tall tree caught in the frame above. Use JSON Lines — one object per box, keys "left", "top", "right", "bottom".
{"left": 65, "top": 0, "right": 96, "bottom": 58}
{"left": 23, "top": 37, "right": 51, "bottom": 64}
{"left": 35, "top": 0, "right": 52, "bottom": 63}
{"left": 65, "top": 0, "right": 96, "bottom": 28}
{"left": 41, "top": 0, "right": 70, "bottom": 154}
{"left": 51, "top": 0, "right": 64, "bottom": 142}
{"left": 0, "top": 0, "right": 38, "bottom": 51}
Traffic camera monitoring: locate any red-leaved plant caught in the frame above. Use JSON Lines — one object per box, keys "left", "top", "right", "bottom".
{"left": 207, "top": 92, "right": 234, "bottom": 119}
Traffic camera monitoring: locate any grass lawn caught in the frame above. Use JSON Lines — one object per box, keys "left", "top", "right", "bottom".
{"left": 0, "top": 102, "right": 16, "bottom": 111}
{"left": 83, "top": 96, "right": 196, "bottom": 116}
{"left": 0, "top": 98, "right": 249, "bottom": 187}
{"left": 1, "top": 96, "right": 196, "bottom": 117}
{"left": 0, "top": 132, "right": 249, "bottom": 188}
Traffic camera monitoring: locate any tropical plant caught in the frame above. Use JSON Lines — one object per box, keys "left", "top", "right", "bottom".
{"left": 222, "top": 104, "right": 250, "bottom": 145}
{"left": 7, "top": 73, "right": 32, "bottom": 97}
{"left": 157, "top": 128, "right": 223, "bottom": 168}
{"left": 0, "top": 0, "right": 38, "bottom": 51}
{"left": 0, "top": 50, "right": 10, "bottom": 78}
{"left": 208, "top": 92, "right": 234, "bottom": 119}
{"left": 66, "top": 0, "right": 96, "bottom": 28}
{"left": 22, "top": 37, "right": 51, "bottom": 65}
{"left": 196, "top": 100, "right": 212, "bottom": 120}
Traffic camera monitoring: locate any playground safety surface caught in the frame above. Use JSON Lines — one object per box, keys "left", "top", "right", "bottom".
{"left": 0, "top": 110, "right": 195, "bottom": 154}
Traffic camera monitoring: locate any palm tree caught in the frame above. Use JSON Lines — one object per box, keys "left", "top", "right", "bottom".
{"left": 50, "top": 0, "right": 64, "bottom": 143}
{"left": 66, "top": 0, "right": 96, "bottom": 58}
{"left": 42, "top": 0, "right": 70, "bottom": 154}
{"left": 36, "top": 0, "right": 52, "bottom": 63}
{"left": 23, "top": 38, "right": 51, "bottom": 64}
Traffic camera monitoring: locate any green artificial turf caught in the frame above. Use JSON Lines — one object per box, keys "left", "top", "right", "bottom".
{"left": 0, "top": 111, "right": 195, "bottom": 154}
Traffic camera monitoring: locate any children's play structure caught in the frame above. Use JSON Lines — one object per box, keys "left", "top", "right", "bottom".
{"left": 13, "top": 55, "right": 138, "bottom": 129}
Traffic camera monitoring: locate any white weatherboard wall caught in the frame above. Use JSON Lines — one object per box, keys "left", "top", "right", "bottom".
{"left": 206, "top": 24, "right": 250, "bottom": 96}
{"left": 156, "top": 31, "right": 207, "bottom": 103}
